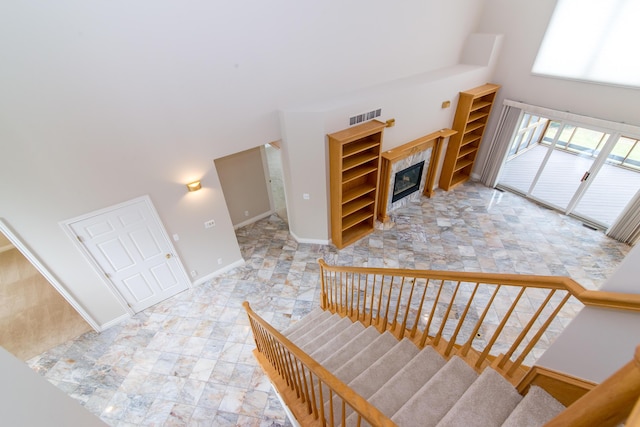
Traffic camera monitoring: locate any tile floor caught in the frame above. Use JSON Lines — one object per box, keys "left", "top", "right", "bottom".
{"left": 26, "top": 182, "right": 630, "bottom": 426}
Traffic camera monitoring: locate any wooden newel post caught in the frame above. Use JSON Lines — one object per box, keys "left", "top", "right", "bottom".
{"left": 545, "top": 345, "right": 640, "bottom": 427}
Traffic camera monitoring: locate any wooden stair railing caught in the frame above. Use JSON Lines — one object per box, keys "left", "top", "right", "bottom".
{"left": 244, "top": 260, "right": 640, "bottom": 426}
{"left": 243, "top": 301, "right": 396, "bottom": 427}
{"left": 318, "top": 259, "right": 640, "bottom": 385}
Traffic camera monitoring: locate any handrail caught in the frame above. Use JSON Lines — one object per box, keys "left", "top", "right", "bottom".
{"left": 544, "top": 345, "right": 640, "bottom": 427}
{"left": 318, "top": 259, "right": 640, "bottom": 383}
{"left": 242, "top": 301, "right": 396, "bottom": 427}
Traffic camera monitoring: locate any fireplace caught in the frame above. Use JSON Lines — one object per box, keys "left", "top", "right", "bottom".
{"left": 391, "top": 161, "right": 425, "bottom": 203}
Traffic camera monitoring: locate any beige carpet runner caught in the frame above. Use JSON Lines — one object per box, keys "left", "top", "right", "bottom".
{"left": 280, "top": 309, "right": 566, "bottom": 427}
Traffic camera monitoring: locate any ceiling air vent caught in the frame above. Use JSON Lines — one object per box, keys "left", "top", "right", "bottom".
{"left": 349, "top": 108, "right": 382, "bottom": 126}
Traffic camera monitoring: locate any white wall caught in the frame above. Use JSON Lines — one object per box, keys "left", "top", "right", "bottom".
{"left": 281, "top": 34, "right": 503, "bottom": 241}
{"left": 214, "top": 147, "right": 272, "bottom": 226}
{"left": 0, "top": 347, "right": 106, "bottom": 426}
{"left": 537, "top": 244, "right": 640, "bottom": 382}
{"left": 0, "top": 0, "right": 489, "bottom": 327}
{"left": 474, "top": 0, "right": 640, "bottom": 175}
{"left": 473, "top": 0, "right": 640, "bottom": 382}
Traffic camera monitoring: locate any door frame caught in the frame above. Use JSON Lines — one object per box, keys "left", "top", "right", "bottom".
{"left": 0, "top": 218, "right": 100, "bottom": 331}
{"left": 60, "top": 195, "right": 192, "bottom": 318}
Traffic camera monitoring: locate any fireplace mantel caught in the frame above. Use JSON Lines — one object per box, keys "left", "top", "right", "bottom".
{"left": 377, "top": 128, "right": 457, "bottom": 222}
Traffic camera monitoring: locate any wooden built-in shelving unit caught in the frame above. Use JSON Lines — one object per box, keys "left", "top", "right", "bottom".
{"left": 328, "top": 120, "right": 386, "bottom": 249}
{"left": 439, "top": 83, "right": 500, "bottom": 191}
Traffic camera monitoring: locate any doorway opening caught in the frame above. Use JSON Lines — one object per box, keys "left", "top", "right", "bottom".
{"left": 265, "top": 141, "right": 288, "bottom": 223}
{"left": 0, "top": 221, "right": 92, "bottom": 360}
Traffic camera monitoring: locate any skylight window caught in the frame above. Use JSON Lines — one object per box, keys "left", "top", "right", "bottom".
{"left": 532, "top": 0, "right": 640, "bottom": 88}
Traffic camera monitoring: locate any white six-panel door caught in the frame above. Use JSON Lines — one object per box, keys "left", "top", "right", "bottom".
{"left": 65, "top": 196, "right": 190, "bottom": 313}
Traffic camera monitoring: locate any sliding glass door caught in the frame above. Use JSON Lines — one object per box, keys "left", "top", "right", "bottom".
{"left": 498, "top": 115, "right": 640, "bottom": 229}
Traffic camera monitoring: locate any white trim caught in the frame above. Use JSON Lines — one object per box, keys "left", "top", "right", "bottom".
{"left": 98, "top": 313, "right": 130, "bottom": 331}
{"left": 271, "top": 384, "right": 301, "bottom": 427}
{"left": 59, "top": 195, "right": 192, "bottom": 316}
{"left": 289, "top": 230, "right": 330, "bottom": 245}
{"left": 192, "top": 258, "right": 246, "bottom": 286}
{"left": 0, "top": 218, "right": 101, "bottom": 332}
{"left": 503, "top": 99, "right": 640, "bottom": 137}
{"left": 233, "top": 211, "right": 275, "bottom": 230}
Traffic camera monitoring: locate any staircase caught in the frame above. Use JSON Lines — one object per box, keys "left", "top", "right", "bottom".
{"left": 244, "top": 260, "right": 640, "bottom": 427}
{"left": 281, "top": 309, "right": 565, "bottom": 427}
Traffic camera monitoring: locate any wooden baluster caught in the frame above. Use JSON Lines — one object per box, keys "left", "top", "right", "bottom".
{"left": 497, "top": 289, "right": 556, "bottom": 370}
{"left": 411, "top": 278, "right": 430, "bottom": 339}
{"left": 356, "top": 273, "right": 363, "bottom": 322}
{"left": 460, "top": 284, "right": 501, "bottom": 357}
{"left": 506, "top": 292, "right": 571, "bottom": 377}
{"left": 317, "top": 377, "right": 325, "bottom": 424}
{"left": 349, "top": 272, "right": 355, "bottom": 317}
{"left": 375, "top": 275, "right": 387, "bottom": 329}
{"left": 306, "top": 369, "right": 318, "bottom": 419}
{"left": 292, "top": 357, "right": 306, "bottom": 403}
{"left": 475, "top": 286, "right": 526, "bottom": 369}
{"left": 390, "top": 276, "right": 406, "bottom": 333}
{"left": 445, "top": 282, "right": 480, "bottom": 357}
{"left": 381, "top": 276, "right": 396, "bottom": 331}
{"left": 328, "top": 389, "right": 335, "bottom": 427}
{"left": 360, "top": 273, "right": 367, "bottom": 323}
{"left": 398, "top": 277, "right": 416, "bottom": 338}
{"left": 433, "top": 280, "right": 462, "bottom": 347}
{"left": 341, "top": 400, "right": 347, "bottom": 427}
{"left": 368, "top": 275, "right": 378, "bottom": 327}
{"left": 420, "top": 279, "right": 445, "bottom": 347}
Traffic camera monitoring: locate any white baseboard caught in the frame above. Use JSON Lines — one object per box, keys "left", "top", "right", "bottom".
{"left": 192, "top": 258, "right": 246, "bottom": 286}
{"left": 271, "top": 384, "right": 301, "bottom": 427}
{"left": 233, "top": 211, "right": 274, "bottom": 230}
{"left": 98, "top": 313, "right": 131, "bottom": 332}
{"left": 289, "top": 230, "right": 330, "bottom": 245}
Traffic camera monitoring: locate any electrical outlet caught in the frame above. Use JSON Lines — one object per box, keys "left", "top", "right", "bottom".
{"left": 244, "top": 210, "right": 249, "bottom": 217}
{"left": 217, "top": 258, "right": 223, "bottom": 265}
{"left": 204, "top": 219, "right": 215, "bottom": 229}
{"left": 190, "top": 270, "right": 197, "bottom": 278}
{"left": 303, "top": 193, "right": 310, "bottom": 200}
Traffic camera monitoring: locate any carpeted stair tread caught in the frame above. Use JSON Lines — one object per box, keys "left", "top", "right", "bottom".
{"left": 391, "top": 355, "right": 478, "bottom": 427}
{"left": 501, "top": 386, "right": 566, "bottom": 427}
{"left": 300, "top": 316, "right": 353, "bottom": 353}
{"left": 283, "top": 309, "right": 331, "bottom": 339}
{"left": 333, "top": 331, "right": 399, "bottom": 384}
{"left": 316, "top": 327, "right": 380, "bottom": 368}
{"left": 349, "top": 338, "right": 420, "bottom": 399}
{"left": 436, "top": 367, "right": 522, "bottom": 427}
{"left": 288, "top": 312, "right": 342, "bottom": 346}
{"left": 307, "top": 321, "right": 365, "bottom": 359}
{"left": 348, "top": 346, "right": 447, "bottom": 427}
{"left": 327, "top": 338, "right": 420, "bottom": 427}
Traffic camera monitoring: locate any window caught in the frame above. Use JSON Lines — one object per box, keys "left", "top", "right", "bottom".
{"left": 532, "top": 0, "right": 640, "bottom": 88}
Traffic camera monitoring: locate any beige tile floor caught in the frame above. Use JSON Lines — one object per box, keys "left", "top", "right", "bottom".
{"left": 26, "top": 182, "right": 630, "bottom": 426}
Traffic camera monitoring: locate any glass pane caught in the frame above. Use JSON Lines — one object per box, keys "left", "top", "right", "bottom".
{"left": 574, "top": 137, "right": 640, "bottom": 227}
{"left": 555, "top": 124, "right": 575, "bottom": 149}
{"left": 566, "top": 128, "right": 607, "bottom": 157}
{"left": 531, "top": 148, "right": 594, "bottom": 210}
{"left": 541, "top": 121, "right": 561, "bottom": 145}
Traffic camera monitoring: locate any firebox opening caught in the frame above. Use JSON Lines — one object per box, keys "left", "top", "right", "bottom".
{"left": 392, "top": 161, "right": 425, "bottom": 203}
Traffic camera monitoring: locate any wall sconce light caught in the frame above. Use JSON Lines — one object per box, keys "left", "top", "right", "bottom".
{"left": 186, "top": 181, "right": 202, "bottom": 192}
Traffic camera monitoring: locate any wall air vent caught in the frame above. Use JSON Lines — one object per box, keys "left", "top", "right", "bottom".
{"left": 349, "top": 108, "right": 382, "bottom": 126}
